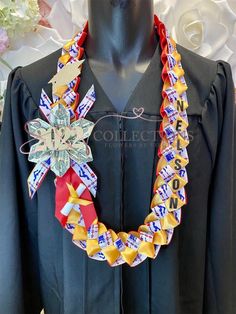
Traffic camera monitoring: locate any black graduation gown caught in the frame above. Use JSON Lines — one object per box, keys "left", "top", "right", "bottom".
{"left": 0, "top": 42, "right": 235, "bottom": 314}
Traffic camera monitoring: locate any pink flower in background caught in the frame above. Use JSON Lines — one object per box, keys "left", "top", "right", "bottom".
{"left": 0, "top": 29, "right": 9, "bottom": 54}
{"left": 38, "top": 0, "right": 52, "bottom": 28}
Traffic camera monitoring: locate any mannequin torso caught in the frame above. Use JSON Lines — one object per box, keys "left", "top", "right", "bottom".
{"left": 84, "top": 0, "right": 158, "bottom": 112}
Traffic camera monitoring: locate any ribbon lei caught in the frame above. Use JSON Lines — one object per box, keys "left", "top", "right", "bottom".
{"left": 22, "top": 16, "right": 190, "bottom": 267}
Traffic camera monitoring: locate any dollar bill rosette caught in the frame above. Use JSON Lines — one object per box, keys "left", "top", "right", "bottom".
{"left": 23, "top": 16, "right": 190, "bottom": 267}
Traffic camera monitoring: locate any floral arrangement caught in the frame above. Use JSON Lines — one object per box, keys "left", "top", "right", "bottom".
{"left": 0, "top": 0, "right": 40, "bottom": 41}
{"left": 0, "top": 0, "right": 58, "bottom": 124}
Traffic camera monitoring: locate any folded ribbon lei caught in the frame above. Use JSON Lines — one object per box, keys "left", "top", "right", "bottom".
{"left": 23, "top": 15, "right": 190, "bottom": 267}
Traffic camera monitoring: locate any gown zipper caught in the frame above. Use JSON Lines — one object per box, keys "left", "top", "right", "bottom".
{"left": 119, "top": 115, "right": 125, "bottom": 314}
{"left": 120, "top": 116, "right": 124, "bottom": 231}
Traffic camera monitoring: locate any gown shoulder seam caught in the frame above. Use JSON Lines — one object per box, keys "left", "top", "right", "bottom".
{"left": 16, "top": 67, "right": 39, "bottom": 112}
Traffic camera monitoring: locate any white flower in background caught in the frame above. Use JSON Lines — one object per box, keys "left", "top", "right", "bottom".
{"left": 0, "top": 0, "right": 41, "bottom": 39}
{"left": 154, "top": 0, "right": 177, "bottom": 29}
{"left": 156, "top": 0, "right": 236, "bottom": 83}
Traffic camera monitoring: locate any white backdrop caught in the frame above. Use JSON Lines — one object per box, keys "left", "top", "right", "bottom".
{"left": 0, "top": 0, "right": 236, "bottom": 122}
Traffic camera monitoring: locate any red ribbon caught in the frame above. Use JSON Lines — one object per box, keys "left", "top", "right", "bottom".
{"left": 55, "top": 168, "right": 97, "bottom": 230}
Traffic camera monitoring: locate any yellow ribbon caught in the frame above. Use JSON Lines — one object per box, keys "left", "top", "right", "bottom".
{"left": 67, "top": 183, "right": 93, "bottom": 207}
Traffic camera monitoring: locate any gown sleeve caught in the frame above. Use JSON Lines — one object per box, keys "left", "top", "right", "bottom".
{"left": 0, "top": 68, "right": 43, "bottom": 314}
{"left": 202, "top": 61, "right": 236, "bottom": 313}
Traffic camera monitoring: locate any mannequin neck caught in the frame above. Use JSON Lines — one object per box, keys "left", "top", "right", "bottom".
{"left": 84, "top": 0, "right": 156, "bottom": 65}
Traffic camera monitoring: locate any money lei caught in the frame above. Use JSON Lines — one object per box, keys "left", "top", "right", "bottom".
{"left": 24, "top": 15, "right": 190, "bottom": 267}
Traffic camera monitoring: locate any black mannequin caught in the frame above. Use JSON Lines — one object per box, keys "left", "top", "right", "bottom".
{"left": 84, "top": 0, "right": 158, "bottom": 112}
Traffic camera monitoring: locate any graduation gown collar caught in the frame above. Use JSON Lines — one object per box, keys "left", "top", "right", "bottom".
{"left": 81, "top": 42, "right": 163, "bottom": 116}
{"left": 40, "top": 42, "right": 201, "bottom": 117}
{"left": 42, "top": 42, "right": 163, "bottom": 116}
